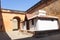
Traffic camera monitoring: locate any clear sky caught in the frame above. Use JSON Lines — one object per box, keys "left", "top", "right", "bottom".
{"left": 1, "top": 0, "right": 40, "bottom": 11}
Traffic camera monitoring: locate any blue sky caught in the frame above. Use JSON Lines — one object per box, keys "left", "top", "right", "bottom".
{"left": 1, "top": 0, "right": 40, "bottom": 11}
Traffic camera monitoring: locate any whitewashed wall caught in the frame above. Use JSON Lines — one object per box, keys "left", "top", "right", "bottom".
{"left": 36, "top": 19, "right": 59, "bottom": 31}
{"left": 22, "top": 22, "right": 26, "bottom": 30}
{"left": 22, "top": 17, "right": 59, "bottom": 31}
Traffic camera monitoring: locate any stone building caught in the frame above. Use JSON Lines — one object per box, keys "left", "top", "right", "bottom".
{"left": 0, "top": 0, "right": 60, "bottom": 39}
{"left": 1, "top": 8, "right": 25, "bottom": 32}
{"left": 25, "top": 0, "right": 60, "bottom": 31}
{"left": 0, "top": 0, "right": 60, "bottom": 32}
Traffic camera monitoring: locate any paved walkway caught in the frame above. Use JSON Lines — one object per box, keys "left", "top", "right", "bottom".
{"left": 6, "top": 31, "right": 33, "bottom": 40}
{"left": 0, "top": 31, "right": 33, "bottom": 40}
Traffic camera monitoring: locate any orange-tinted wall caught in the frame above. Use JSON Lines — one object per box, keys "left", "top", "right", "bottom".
{"left": 1, "top": 9, "right": 25, "bottom": 32}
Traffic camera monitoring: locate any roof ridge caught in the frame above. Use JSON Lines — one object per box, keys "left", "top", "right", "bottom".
{"left": 1, "top": 8, "right": 25, "bottom": 12}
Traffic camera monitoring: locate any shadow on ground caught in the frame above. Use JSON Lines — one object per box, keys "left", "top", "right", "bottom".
{"left": 15, "top": 30, "right": 60, "bottom": 40}
{"left": 0, "top": 32, "right": 11, "bottom": 40}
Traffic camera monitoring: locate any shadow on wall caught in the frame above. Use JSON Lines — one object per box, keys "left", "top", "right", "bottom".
{"left": 0, "top": 7, "right": 5, "bottom": 32}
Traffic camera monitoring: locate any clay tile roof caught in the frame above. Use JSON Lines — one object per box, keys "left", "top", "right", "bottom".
{"left": 26, "top": 13, "right": 37, "bottom": 20}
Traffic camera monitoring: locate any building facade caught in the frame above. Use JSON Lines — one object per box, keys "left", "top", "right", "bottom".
{"left": 1, "top": 8, "right": 25, "bottom": 32}
{"left": 0, "top": 0, "right": 60, "bottom": 32}
{"left": 25, "top": 0, "right": 60, "bottom": 31}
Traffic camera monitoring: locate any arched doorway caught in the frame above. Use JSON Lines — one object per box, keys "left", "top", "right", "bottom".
{"left": 12, "top": 17, "right": 20, "bottom": 31}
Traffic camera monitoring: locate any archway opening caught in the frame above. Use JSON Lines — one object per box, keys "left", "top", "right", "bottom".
{"left": 13, "top": 17, "right": 20, "bottom": 31}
